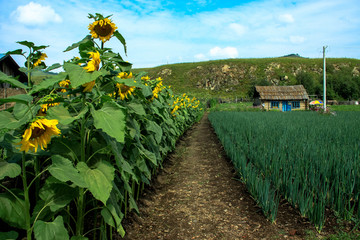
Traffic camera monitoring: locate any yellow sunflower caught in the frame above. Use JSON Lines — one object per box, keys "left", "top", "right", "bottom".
{"left": 38, "top": 96, "right": 60, "bottom": 115}
{"left": 116, "top": 83, "right": 135, "bottom": 100}
{"left": 116, "top": 72, "right": 135, "bottom": 100}
{"left": 83, "top": 51, "right": 101, "bottom": 72}
{"left": 117, "top": 72, "right": 133, "bottom": 79}
{"left": 59, "top": 79, "right": 71, "bottom": 93}
{"left": 82, "top": 80, "right": 96, "bottom": 92}
{"left": 88, "top": 18, "right": 117, "bottom": 43}
{"left": 141, "top": 75, "right": 150, "bottom": 81}
{"left": 33, "top": 53, "right": 47, "bottom": 67}
{"left": 18, "top": 118, "right": 61, "bottom": 153}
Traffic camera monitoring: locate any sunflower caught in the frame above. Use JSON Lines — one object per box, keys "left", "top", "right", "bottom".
{"left": 82, "top": 51, "right": 100, "bottom": 92}
{"left": 38, "top": 95, "right": 60, "bottom": 115}
{"left": 18, "top": 118, "right": 61, "bottom": 153}
{"left": 116, "top": 83, "right": 135, "bottom": 100}
{"left": 141, "top": 75, "right": 150, "bottom": 81}
{"left": 88, "top": 18, "right": 117, "bottom": 43}
{"left": 117, "top": 72, "right": 133, "bottom": 79}
{"left": 115, "top": 72, "right": 135, "bottom": 99}
{"left": 82, "top": 80, "right": 96, "bottom": 92}
{"left": 59, "top": 79, "right": 71, "bottom": 93}
{"left": 83, "top": 51, "right": 101, "bottom": 72}
{"left": 33, "top": 53, "right": 47, "bottom": 67}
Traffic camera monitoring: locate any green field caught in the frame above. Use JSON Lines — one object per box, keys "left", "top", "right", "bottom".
{"left": 330, "top": 104, "right": 360, "bottom": 111}
{"left": 209, "top": 111, "right": 360, "bottom": 231}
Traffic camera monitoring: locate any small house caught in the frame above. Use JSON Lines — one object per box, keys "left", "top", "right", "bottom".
{"left": 254, "top": 85, "right": 309, "bottom": 111}
{"left": 1, "top": 54, "right": 28, "bottom": 110}
{"left": 0, "top": 54, "right": 27, "bottom": 83}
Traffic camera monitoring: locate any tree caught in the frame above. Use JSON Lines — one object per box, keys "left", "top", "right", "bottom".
{"left": 296, "top": 71, "right": 315, "bottom": 94}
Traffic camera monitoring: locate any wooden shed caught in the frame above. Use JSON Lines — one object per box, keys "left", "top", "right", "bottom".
{"left": 1, "top": 54, "right": 28, "bottom": 110}
{"left": 254, "top": 85, "right": 309, "bottom": 111}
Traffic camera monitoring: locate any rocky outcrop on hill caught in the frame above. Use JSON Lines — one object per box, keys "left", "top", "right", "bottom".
{"left": 144, "top": 58, "right": 360, "bottom": 98}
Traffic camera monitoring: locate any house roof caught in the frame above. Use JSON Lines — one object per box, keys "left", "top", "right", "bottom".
{"left": 255, "top": 85, "right": 309, "bottom": 100}
{"left": 0, "top": 54, "right": 28, "bottom": 83}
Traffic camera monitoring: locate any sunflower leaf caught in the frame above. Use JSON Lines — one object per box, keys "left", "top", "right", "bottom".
{"left": 49, "top": 155, "right": 87, "bottom": 188}
{"left": 0, "top": 72, "right": 29, "bottom": 89}
{"left": 0, "top": 111, "right": 25, "bottom": 130}
{"left": 0, "top": 161, "right": 21, "bottom": 180}
{"left": 29, "top": 72, "right": 67, "bottom": 94}
{"left": 0, "top": 94, "right": 32, "bottom": 105}
{"left": 90, "top": 101, "right": 126, "bottom": 143}
{"left": 0, "top": 192, "right": 26, "bottom": 229}
{"left": 113, "top": 31, "right": 127, "bottom": 56}
{"left": 34, "top": 216, "right": 69, "bottom": 240}
{"left": 6, "top": 49, "right": 23, "bottom": 55}
{"left": 16, "top": 41, "right": 34, "bottom": 49}
{"left": 77, "top": 161, "right": 115, "bottom": 205}
{"left": 128, "top": 102, "right": 146, "bottom": 116}
{"left": 63, "top": 63, "right": 105, "bottom": 89}
{"left": 64, "top": 35, "right": 92, "bottom": 52}
{"left": 39, "top": 177, "right": 79, "bottom": 212}
{"left": 146, "top": 120, "right": 163, "bottom": 144}
{"left": 101, "top": 203, "right": 125, "bottom": 237}
{"left": 47, "top": 105, "right": 89, "bottom": 126}
{"left": 45, "top": 63, "right": 62, "bottom": 72}
{"left": 0, "top": 231, "right": 19, "bottom": 240}
{"left": 33, "top": 45, "right": 49, "bottom": 51}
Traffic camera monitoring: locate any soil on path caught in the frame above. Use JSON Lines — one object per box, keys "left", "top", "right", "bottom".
{"left": 121, "top": 113, "right": 345, "bottom": 240}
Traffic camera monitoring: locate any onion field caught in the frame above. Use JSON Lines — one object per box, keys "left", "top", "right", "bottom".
{"left": 209, "top": 111, "right": 360, "bottom": 231}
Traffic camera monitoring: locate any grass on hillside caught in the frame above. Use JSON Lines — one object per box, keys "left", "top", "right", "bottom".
{"left": 133, "top": 57, "right": 360, "bottom": 101}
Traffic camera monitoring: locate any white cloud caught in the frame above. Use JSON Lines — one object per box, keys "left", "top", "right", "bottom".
{"left": 194, "top": 53, "right": 207, "bottom": 61}
{"left": 229, "top": 23, "right": 247, "bottom": 36}
{"left": 209, "top": 46, "right": 238, "bottom": 58}
{"left": 278, "top": 13, "right": 294, "bottom": 23}
{"left": 1, "top": 0, "right": 359, "bottom": 69}
{"left": 290, "top": 36, "right": 306, "bottom": 44}
{"left": 12, "top": 2, "right": 62, "bottom": 25}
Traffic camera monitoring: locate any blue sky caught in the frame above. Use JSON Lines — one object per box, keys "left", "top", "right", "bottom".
{"left": 0, "top": 0, "right": 359, "bottom": 69}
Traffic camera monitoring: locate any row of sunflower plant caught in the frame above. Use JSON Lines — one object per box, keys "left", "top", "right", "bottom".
{"left": 0, "top": 13, "right": 203, "bottom": 240}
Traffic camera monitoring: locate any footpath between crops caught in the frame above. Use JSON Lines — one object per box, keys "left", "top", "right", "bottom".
{"left": 120, "top": 113, "right": 338, "bottom": 240}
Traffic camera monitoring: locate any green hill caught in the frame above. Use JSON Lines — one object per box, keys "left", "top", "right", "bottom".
{"left": 133, "top": 57, "right": 360, "bottom": 101}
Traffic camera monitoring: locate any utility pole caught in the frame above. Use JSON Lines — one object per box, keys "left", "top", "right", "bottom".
{"left": 323, "top": 46, "right": 328, "bottom": 111}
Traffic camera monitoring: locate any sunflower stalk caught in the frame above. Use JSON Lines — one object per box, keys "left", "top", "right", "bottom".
{"left": 76, "top": 100, "right": 88, "bottom": 236}
{"left": 21, "top": 152, "right": 32, "bottom": 240}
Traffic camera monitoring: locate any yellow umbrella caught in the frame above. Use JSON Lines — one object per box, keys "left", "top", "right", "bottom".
{"left": 310, "top": 100, "right": 323, "bottom": 105}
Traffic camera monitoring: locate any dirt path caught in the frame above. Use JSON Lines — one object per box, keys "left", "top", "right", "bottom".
{"left": 121, "top": 113, "right": 331, "bottom": 239}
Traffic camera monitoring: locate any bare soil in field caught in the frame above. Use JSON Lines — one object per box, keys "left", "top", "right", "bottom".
{"left": 120, "top": 112, "right": 356, "bottom": 240}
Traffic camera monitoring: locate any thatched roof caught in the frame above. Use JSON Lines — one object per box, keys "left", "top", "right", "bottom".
{"left": 255, "top": 85, "right": 309, "bottom": 100}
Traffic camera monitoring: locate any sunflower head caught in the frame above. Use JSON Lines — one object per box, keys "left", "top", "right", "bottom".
{"left": 38, "top": 95, "right": 60, "bottom": 115}
{"left": 141, "top": 75, "right": 150, "bottom": 81}
{"left": 59, "top": 79, "right": 71, "bottom": 93}
{"left": 88, "top": 17, "right": 117, "bottom": 43}
{"left": 18, "top": 118, "right": 61, "bottom": 153}
{"left": 82, "top": 80, "right": 96, "bottom": 92}
{"left": 33, "top": 53, "right": 47, "bottom": 67}
{"left": 117, "top": 72, "right": 133, "bottom": 79}
{"left": 116, "top": 83, "right": 135, "bottom": 100}
{"left": 83, "top": 51, "right": 101, "bottom": 72}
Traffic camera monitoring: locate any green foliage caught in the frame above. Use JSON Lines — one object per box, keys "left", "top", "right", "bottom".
{"left": 209, "top": 111, "right": 360, "bottom": 231}
{"left": 296, "top": 71, "right": 315, "bottom": 94}
{"left": 0, "top": 12, "right": 203, "bottom": 240}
